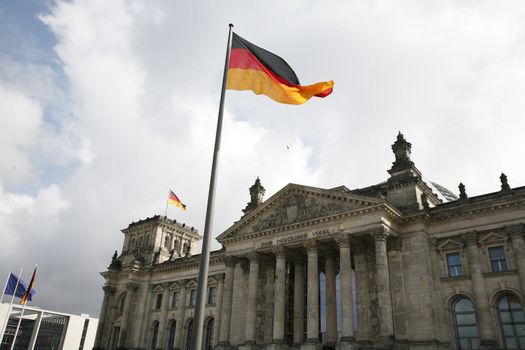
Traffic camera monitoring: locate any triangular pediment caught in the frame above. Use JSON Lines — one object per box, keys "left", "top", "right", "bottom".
{"left": 437, "top": 238, "right": 464, "bottom": 251}
{"left": 217, "top": 183, "right": 385, "bottom": 242}
{"left": 479, "top": 232, "right": 507, "bottom": 245}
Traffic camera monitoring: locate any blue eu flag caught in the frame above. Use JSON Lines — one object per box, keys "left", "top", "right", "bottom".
{"left": 4, "top": 272, "right": 35, "bottom": 301}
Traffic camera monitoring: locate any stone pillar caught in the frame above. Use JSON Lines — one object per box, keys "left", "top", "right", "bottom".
{"left": 464, "top": 232, "right": 498, "bottom": 349}
{"left": 244, "top": 253, "right": 260, "bottom": 346}
{"left": 372, "top": 229, "right": 394, "bottom": 341}
{"left": 93, "top": 286, "right": 115, "bottom": 349}
{"left": 158, "top": 284, "right": 171, "bottom": 349}
{"left": 273, "top": 246, "right": 287, "bottom": 344}
{"left": 507, "top": 224, "right": 525, "bottom": 298}
{"left": 293, "top": 256, "right": 305, "bottom": 346}
{"left": 174, "top": 281, "right": 188, "bottom": 350}
{"left": 218, "top": 257, "right": 236, "bottom": 347}
{"left": 302, "top": 240, "right": 320, "bottom": 350}
{"left": 117, "top": 282, "right": 138, "bottom": 349}
{"left": 214, "top": 273, "right": 225, "bottom": 346}
{"left": 325, "top": 253, "right": 337, "bottom": 346}
{"left": 337, "top": 235, "right": 355, "bottom": 347}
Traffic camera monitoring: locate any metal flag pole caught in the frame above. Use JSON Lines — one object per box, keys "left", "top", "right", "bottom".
{"left": 0, "top": 267, "right": 23, "bottom": 342}
{"left": 10, "top": 264, "right": 34, "bottom": 350}
{"left": 0, "top": 271, "right": 11, "bottom": 303}
{"left": 190, "top": 23, "right": 234, "bottom": 350}
{"left": 164, "top": 190, "right": 170, "bottom": 217}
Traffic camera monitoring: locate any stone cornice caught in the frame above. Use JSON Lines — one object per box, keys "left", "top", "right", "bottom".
{"left": 220, "top": 203, "right": 402, "bottom": 245}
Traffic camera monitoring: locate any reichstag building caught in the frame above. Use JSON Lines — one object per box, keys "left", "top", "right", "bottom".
{"left": 94, "top": 133, "right": 525, "bottom": 350}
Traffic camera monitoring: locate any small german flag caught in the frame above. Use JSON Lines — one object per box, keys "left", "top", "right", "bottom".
{"left": 20, "top": 266, "right": 37, "bottom": 305}
{"left": 227, "top": 33, "right": 334, "bottom": 105}
{"left": 168, "top": 190, "right": 187, "bottom": 211}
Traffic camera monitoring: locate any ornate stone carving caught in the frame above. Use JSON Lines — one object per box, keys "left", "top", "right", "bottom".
{"left": 252, "top": 194, "right": 345, "bottom": 231}
{"left": 371, "top": 227, "right": 388, "bottom": 242}
{"left": 223, "top": 256, "right": 237, "bottom": 268}
{"left": 336, "top": 234, "right": 351, "bottom": 249}
{"left": 388, "top": 236, "right": 402, "bottom": 251}
{"left": 421, "top": 193, "right": 430, "bottom": 210}
{"left": 500, "top": 173, "right": 511, "bottom": 191}
{"left": 303, "top": 240, "right": 319, "bottom": 253}
{"left": 459, "top": 183, "right": 468, "bottom": 200}
{"left": 103, "top": 286, "right": 116, "bottom": 295}
{"left": 462, "top": 232, "right": 478, "bottom": 247}
{"left": 247, "top": 252, "right": 260, "bottom": 263}
{"left": 273, "top": 245, "right": 287, "bottom": 259}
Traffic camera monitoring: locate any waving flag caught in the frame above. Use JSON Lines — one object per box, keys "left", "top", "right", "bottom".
{"left": 168, "top": 190, "right": 187, "bottom": 211}
{"left": 227, "top": 33, "right": 334, "bottom": 104}
{"left": 4, "top": 272, "right": 35, "bottom": 301}
{"left": 20, "top": 267, "right": 37, "bottom": 304}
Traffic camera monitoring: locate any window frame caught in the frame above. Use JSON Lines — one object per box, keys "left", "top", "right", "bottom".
{"left": 446, "top": 252, "right": 464, "bottom": 277}
{"left": 488, "top": 245, "right": 508, "bottom": 273}
{"left": 452, "top": 296, "right": 480, "bottom": 349}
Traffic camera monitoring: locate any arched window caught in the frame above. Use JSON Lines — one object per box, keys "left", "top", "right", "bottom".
{"left": 164, "top": 235, "right": 170, "bottom": 248}
{"left": 167, "top": 320, "right": 176, "bottom": 350}
{"left": 497, "top": 293, "right": 525, "bottom": 349}
{"left": 138, "top": 235, "right": 143, "bottom": 248}
{"left": 151, "top": 321, "right": 159, "bottom": 350}
{"left": 185, "top": 319, "right": 193, "bottom": 350}
{"left": 174, "top": 240, "right": 180, "bottom": 252}
{"left": 204, "top": 318, "right": 214, "bottom": 350}
{"left": 129, "top": 238, "right": 135, "bottom": 250}
{"left": 452, "top": 297, "right": 480, "bottom": 349}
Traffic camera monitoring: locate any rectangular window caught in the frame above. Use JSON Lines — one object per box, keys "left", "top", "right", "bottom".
{"left": 189, "top": 289, "right": 197, "bottom": 306}
{"left": 447, "top": 252, "right": 464, "bottom": 277}
{"left": 171, "top": 291, "right": 180, "bottom": 308}
{"left": 489, "top": 246, "right": 508, "bottom": 272}
{"left": 207, "top": 287, "right": 217, "bottom": 304}
{"left": 155, "top": 293, "right": 163, "bottom": 309}
{"left": 78, "top": 319, "right": 89, "bottom": 350}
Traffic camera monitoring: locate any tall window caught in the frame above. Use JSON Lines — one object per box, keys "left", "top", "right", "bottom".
{"left": 118, "top": 295, "right": 126, "bottom": 312}
{"left": 172, "top": 291, "right": 180, "bottom": 308}
{"left": 185, "top": 319, "right": 193, "bottom": 350}
{"left": 447, "top": 252, "right": 464, "bottom": 277}
{"left": 151, "top": 321, "right": 159, "bottom": 350}
{"left": 497, "top": 294, "right": 525, "bottom": 349}
{"left": 489, "top": 246, "right": 508, "bottom": 272}
{"left": 189, "top": 289, "right": 197, "bottom": 306}
{"left": 453, "top": 297, "right": 480, "bottom": 349}
{"left": 207, "top": 287, "right": 217, "bottom": 304}
{"left": 204, "top": 318, "right": 214, "bottom": 350}
{"left": 155, "top": 294, "right": 163, "bottom": 309}
{"left": 167, "top": 321, "right": 176, "bottom": 350}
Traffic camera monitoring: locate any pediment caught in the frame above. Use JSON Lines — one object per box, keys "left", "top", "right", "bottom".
{"left": 437, "top": 238, "right": 464, "bottom": 252}
{"left": 168, "top": 282, "right": 180, "bottom": 290}
{"left": 479, "top": 232, "right": 507, "bottom": 245}
{"left": 153, "top": 285, "right": 164, "bottom": 293}
{"left": 186, "top": 280, "right": 198, "bottom": 289}
{"left": 217, "top": 183, "right": 384, "bottom": 242}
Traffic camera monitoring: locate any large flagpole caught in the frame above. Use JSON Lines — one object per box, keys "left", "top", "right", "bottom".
{"left": 190, "top": 23, "right": 233, "bottom": 350}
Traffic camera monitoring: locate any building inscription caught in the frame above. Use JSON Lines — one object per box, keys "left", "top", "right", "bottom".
{"left": 258, "top": 228, "right": 332, "bottom": 248}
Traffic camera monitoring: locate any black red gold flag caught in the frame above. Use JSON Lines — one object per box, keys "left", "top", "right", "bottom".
{"left": 227, "top": 33, "right": 334, "bottom": 105}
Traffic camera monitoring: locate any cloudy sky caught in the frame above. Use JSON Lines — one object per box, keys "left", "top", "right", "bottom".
{"left": 1, "top": 0, "right": 525, "bottom": 317}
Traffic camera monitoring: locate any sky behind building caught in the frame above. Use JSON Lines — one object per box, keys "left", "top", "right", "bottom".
{"left": 1, "top": 0, "right": 525, "bottom": 317}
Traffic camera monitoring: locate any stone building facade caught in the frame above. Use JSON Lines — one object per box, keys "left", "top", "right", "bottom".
{"left": 94, "top": 133, "right": 525, "bottom": 350}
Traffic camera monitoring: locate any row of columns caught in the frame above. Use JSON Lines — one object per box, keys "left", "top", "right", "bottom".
{"left": 218, "top": 231, "right": 395, "bottom": 348}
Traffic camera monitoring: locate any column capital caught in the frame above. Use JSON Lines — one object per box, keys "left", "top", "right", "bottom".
{"left": 336, "top": 234, "right": 351, "bottom": 249}
{"left": 388, "top": 236, "right": 403, "bottom": 251}
{"left": 462, "top": 231, "right": 479, "bottom": 247}
{"left": 506, "top": 224, "right": 525, "bottom": 239}
{"left": 371, "top": 227, "right": 389, "bottom": 242}
{"left": 223, "top": 256, "right": 237, "bottom": 267}
{"left": 103, "top": 285, "right": 116, "bottom": 294}
{"left": 303, "top": 240, "right": 319, "bottom": 253}
{"left": 246, "top": 252, "right": 260, "bottom": 263}
{"left": 273, "top": 245, "right": 287, "bottom": 259}
{"left": 215, "top": 273, "right": 225, "bottom": 282}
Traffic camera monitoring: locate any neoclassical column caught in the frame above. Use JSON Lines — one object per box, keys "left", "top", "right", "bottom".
{"left": 213, "top": 273, "right": 225, "bottom": 346}
{"left": 93, "top": 286, "right": 116, "bottom": 349}
{"left": 507, "top": 224, "right": 525, "bottom": 298}
{"left": 325, "top": 252, "right": 337, "bottom": 345}
{"left": 245, "top": 252, "right": 260, "bottom": 345}
{"left": 372, "top": 228, "right": 394, "bottom": 339}
{"left": 304, "top": 240, "right": 320, "bottom": 344}
{"left": 117, "top": 282, "right": 138, "bottom": 349}
{"left": 218, "top": 256, "right": 236, "bottom": 346}
{"left": 293, "top": 256, "right": 305, "bottom": 346}
{"left": 174, "top": 281, "right": 188, "bottom": 350}
{"left": 273, "top": 245, "right": 287, "bottom": 344}
{"left": 158, "top": 284, "right": 171, "bottom": 349}
{"left": 337, "top": 235, "right": 355, "bottom": 343}
{"left": 463, "top": 232, "right": 498, "bottom": 348}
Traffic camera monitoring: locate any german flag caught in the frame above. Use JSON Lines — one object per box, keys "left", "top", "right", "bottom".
{"left": 20, "top": 266, "right": 37, "bottom": 305}
{"left": 168, "top": 190, "right": 187, "bottom": 211}
{"left": 227, "top": 33, "right": 334, "bottom": 105}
